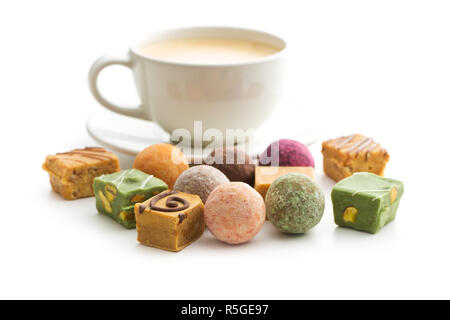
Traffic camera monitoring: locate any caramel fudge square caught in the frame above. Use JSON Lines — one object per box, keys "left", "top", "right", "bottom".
{"left": 135, "top": 190, "right": 205, "bottom": 252}
{"left": 42, "top": 147, "right": 120, "bottom": 200}
{"left": 254, "top": 166, "right": 315, "bottom": 200}
{"left": 322, "top": 134, "right": 389, "bottom": 182}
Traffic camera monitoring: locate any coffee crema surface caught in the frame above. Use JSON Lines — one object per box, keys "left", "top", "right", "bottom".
{"left": 139, "top": 37, "right": 281, "bottom": 64}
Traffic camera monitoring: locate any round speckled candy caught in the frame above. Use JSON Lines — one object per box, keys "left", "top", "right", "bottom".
{"left": 173, "top": 165, "right": 229, "bottom": 203}
{"left": 204, "top": 182, "right": 265, "bottom": 244}
{"left": 265, "top": 173, "right": 324, "bottom": 234}
{"left": 259, "top": 139, "right": 315, "bottom": 168}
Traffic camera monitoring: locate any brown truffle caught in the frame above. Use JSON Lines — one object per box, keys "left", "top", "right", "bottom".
{"left": 205, "top": 146, "right": 255, "bottom": 185}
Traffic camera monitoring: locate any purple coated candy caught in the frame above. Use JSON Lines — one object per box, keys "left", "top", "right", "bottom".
{"left": 259, "top": 139, "right": 315, "bottom": 168}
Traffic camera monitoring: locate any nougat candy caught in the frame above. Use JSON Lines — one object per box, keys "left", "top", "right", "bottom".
{"left": 93, "top": 169, "right": 168, "bottom": 229}
{"left": 332, "top": 173, "right": 404, "bottom": 234}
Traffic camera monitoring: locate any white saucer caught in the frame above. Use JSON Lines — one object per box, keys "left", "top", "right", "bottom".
{"left": 86, "top": 108, "right": 324, "bottom": 162}
{"left": 87, "top": 109, "right": 171, "bottom": 156}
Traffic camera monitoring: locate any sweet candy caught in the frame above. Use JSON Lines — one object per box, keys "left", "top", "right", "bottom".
{"left": 265, "top": 173, "right": 324, "bottom": 234}
{"left": 204, "top": 182, "right": 265, "bottom": 244}
{"left": 93, "top": 169, "right": 168, "bottom": 229}
{"left": 205, "top": 146, "right": 255, "bottom": 185}
{"left": 331, "top": 172, "right": 404, "bottom": 234}
{"left": 322, "top": 134, "right": 389, "bottom": 182}
{"left": 173, "top": 165, "right": 229, "bottom": 203}
{"left": 135, "top": 190, "right": 205, "bottom": 252}
{"left": 42, "top": 147, "right": 120, "bottom": 200}
{"left": 133, "top": 143, "right": 189, "bottom": 188}
{"left": 259, "top": 139, "right": 314, "bottom": 168}
{"left": 254, "top": 166, "right": 315, "bottom": 200}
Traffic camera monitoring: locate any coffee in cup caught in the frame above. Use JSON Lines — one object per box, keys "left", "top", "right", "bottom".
{"left": 139, "top": 37, "right": 280, "bottom": 64}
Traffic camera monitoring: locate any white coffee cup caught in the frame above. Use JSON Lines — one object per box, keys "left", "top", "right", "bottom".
{"left": 88, "top": 26, "right": 286, "bottom": 144}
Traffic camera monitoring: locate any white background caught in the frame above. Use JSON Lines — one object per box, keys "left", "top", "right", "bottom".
{"left": 1, "top": 0, "right": 449, "bottom": 299}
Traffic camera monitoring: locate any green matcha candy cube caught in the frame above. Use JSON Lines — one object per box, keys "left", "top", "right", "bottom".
{"left": 331, "top": 172, "right": 404, "bottom": 234}
{"left": 93, "top": 169, "right": 168, "bottom": 229}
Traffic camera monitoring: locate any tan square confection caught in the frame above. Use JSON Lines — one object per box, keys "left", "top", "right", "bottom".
{"left": 254, "top": 166, "right": 315, "bottom": 200}
{"left": 42, "top": 147, "right": 120, "bottom": 200}
{"left": 321, "top": 134, "right": 389, "bottom": 182}
{"left": 135, "top": 190, "right": 205, "bottom": 252}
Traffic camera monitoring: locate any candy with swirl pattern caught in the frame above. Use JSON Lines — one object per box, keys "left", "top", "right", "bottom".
{"left": 139, "top": 190, "right": 189, "bottom": 214}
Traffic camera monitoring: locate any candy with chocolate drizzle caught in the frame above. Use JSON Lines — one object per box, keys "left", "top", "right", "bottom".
{"left": 322, "top": 134, "right": 389, "bottom": 182}
{"left": 42, "top": 146, "right": 120, "bottom": 200}
{"left": 56, "top": 147, "right": 117, "bottom": 162}
{"left": 135, "top": 190, "right": 205, "bottom": 251}
{"left": 139, "top": 190, "right": 189, "bottom": 214}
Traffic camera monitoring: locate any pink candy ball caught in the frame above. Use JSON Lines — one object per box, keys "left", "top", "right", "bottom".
{"left": 204, "top": 182, "right": 265, "bottom": 244}
{"left": 259, "top": 139, "right": 315, "bottom": 168}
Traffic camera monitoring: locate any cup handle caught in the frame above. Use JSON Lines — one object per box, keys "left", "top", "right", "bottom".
{"left": 88, "top": 54, "right": 147, "bottom": 119}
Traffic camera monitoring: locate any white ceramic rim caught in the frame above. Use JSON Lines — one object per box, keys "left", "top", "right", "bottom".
{"left": 130, "top": 26, "right": 287, "bottom": 67}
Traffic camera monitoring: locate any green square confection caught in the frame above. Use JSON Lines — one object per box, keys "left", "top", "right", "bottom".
{"left": 331, "top": 172, "right": 404, "bottom": 234}
{"left": 93, "top": 169, "right": 168, "bottom": 228}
